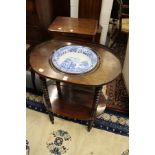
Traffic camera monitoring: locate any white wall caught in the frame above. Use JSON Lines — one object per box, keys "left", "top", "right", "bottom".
{"left": 70, "top": 0, "right": 79, "bottom": 18}
{"left": 99, "top": 0, "right": 114, "bottom": 45}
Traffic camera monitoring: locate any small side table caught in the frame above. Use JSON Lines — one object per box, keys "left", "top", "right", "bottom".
{"left": 48, "top": 16, "right": 99, "bottom": 42}
{"left": 30, "top": 40, "right": 122, "bottom": 131}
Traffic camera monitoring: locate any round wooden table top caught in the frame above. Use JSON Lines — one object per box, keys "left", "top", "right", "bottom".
{"left": 30, "top": 40, "right": 122, "bottom": 86}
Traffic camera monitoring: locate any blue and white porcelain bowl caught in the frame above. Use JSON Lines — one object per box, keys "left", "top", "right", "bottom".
{"left": 51, "top": 45, "right": 98, "bottom": 74}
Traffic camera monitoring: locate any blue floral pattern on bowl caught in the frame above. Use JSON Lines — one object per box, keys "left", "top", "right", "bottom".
{"left": 51, "top": 45, "right": 98, "bottom": 74}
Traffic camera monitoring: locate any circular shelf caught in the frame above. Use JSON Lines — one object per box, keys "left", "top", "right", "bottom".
{"left": 47, "top": 84, "right": 106, "bottom": 120}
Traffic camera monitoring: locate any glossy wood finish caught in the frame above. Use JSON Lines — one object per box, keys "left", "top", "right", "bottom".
{"left": 48, "top": 84, "right": 106, "bottom": 120}
{"left": 30, "top": 40, "right": 122, "bottom": 86}
{"left": 48, "top": 16, "right": 98, "bottom": 36}
{"left": 79, "top": 0, "right": 102, "bottom": 21}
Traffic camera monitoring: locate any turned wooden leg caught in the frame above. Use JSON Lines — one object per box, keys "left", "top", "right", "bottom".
{"left": 92, "top": 35, "right": 96, "bottom": 43}
{"left": 88, "top": 85, "right": 102, "bottom": 132}
{"left": 39, "top": 76, "right": 54, "bottom": 124}
{"left": 56, "top": 81, "right": 62, "bottom": 96}
{"left": 30, "top": 70, "right": 37, "bottom": 92}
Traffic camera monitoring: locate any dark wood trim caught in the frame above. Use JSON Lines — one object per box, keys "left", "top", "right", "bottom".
{"left": 79, "top": 0, "right": 102, "bottom": 21}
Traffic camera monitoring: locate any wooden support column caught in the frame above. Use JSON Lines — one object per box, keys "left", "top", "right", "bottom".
{"left": 39, "top": 76, "right": 54, "bottom": 124}
{"left": 88, "top": 85, "right": 102, "bottom": 131}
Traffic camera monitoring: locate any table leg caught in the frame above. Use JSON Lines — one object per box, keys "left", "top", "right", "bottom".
{"left": 56, "top": 81, "right": 62, "bottom": 96}
{"left": 92, "top": 35, "right": 96, "bottom": 42}
{"left": 39, "top": 76, "right": 54, "bottom": 124}
{"left": 88, "top": 85, "right": 102, "bottom": 131}
{"left": 30, "top": 69, "right": 37, "bottom": 92}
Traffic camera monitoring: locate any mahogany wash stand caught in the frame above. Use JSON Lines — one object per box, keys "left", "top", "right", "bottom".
{"left": 30, "top": 39, "right": 121, "bottom": 131}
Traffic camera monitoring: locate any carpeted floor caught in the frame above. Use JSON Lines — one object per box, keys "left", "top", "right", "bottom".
{"left": 26, "top": 90, "right": 129, "bottom": 136}
{"left": 106, "top": 74, "right": 129, "bottom": 113}
{"left": 27, "top": 109, "right": 129, "bottom": 155}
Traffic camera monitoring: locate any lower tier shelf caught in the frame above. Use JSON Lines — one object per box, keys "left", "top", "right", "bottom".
{"left": 47, "top": 84, "right": 106, "bottom": 120}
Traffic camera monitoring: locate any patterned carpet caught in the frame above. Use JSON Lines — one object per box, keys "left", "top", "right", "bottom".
{"left": 106, "top": 30, "right": 129, "bottom": 114}
{"left": 26, "top": 90, "right": 129, "bottom": 136}
{"left": 26, "top": 109, "right": 129, "bottom": 155}
{"left": 106, "top": 74, "right": 129, "bottom": 113}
